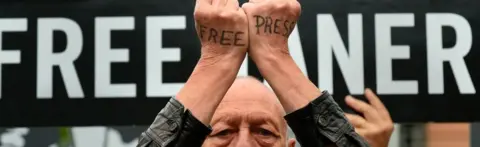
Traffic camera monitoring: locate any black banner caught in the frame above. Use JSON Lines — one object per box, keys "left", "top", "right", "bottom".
{"left": 0, "top": 0, "right": 480, "bottom": 126}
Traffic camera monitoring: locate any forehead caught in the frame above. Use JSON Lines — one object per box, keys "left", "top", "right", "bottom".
{"left": 212, "top": 98, "right": 285, "bottom": 130}
{"left": 211, "top": 77, "right": 285, "bottom": 127}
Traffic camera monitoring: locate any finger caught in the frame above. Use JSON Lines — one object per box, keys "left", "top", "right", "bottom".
{"left": 364, "top": 88, "right": 385, "bottom": 111}
{"left": 345, "top": 113, "right": 367, "bottom": 128}
{"left": 365, "top": 88, "right": 392, "bottom": 119}
{"left": 225, "top": 0, "right": 240, "bottom": 9}
{"left": 345, "top": 96, "right": 374, "bottom": 114}
{"left": 345, "top": 96, "right": 380, "bottom": 122}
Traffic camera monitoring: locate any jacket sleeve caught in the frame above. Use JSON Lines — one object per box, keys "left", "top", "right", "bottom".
{"left": 284, "top": 91, "right": 370, "bottom": 147}
{"left": 137, "top": 98, "right": 212, "bottom": 147}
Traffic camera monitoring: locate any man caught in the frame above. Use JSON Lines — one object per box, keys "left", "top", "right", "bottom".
{"left": 137, "top": 0, "right": 379, "bottom": 146}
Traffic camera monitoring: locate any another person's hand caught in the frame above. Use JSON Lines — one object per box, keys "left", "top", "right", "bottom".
{"left": 194, "top": 0, "right": 249, "bottom": 63}
{"left": 345, "top": 88, "right": 394, "bottom": 147}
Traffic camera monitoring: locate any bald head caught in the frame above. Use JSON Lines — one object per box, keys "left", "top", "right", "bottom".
{"left": 202, "top": 76, "right": 290, "bottom": 147}
{"left": 220, "top": 76, "right": 285, "bottom": 114}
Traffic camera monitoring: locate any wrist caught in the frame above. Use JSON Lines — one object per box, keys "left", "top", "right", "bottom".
{"left": 253, "top": 50, "right": 321, "bottom": 113}
{"left": 250, "top": 44, "right": 290, "bottom": 62}
{"left": 176, "top": 50, "right": 245, "bottom": 125}
{"left": 253, "top": 49, "right": 293, "bottom": 73}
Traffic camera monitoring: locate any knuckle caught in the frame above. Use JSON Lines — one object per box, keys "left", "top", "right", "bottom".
{"left": 385, "top": 124, "right": 395, "bottom": 132}
{"left": 275, "top": 2, "right": 288, "bottom": 10}
{"left": 194, "top": 10, "right": 206, "bottom": 19}
{"left": 194, "top": 10, "right": 210, "bottom": 22}
{"left": 290, "top": 1, "right": 301, "bottom": 16}
{"left": 218, "top": 11, "right": 235, "bottom": 21}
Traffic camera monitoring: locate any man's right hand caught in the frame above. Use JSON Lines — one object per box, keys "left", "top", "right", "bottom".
{"left": 176, "top": 0, "right": 248, "bottom": 125}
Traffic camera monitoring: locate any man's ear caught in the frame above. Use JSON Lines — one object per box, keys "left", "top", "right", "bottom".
{"left": 287, "top": 138, "right": 296, "bottom": 147}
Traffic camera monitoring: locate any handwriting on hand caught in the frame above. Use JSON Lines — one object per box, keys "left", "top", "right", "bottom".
{"left": 199, "top": 25, "right": 246, "bottom": 47}
{"left": 254, "top": 15, "right": 295, "bottom": 37}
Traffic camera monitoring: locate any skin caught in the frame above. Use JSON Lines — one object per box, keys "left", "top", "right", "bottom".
{"left": 243, "top": 0, "right": 322, "bottom": 113}
{"left": 176, "top": 0, "right": 395, "bottom": 146}
{"left": 345, "top": 88, "right": 395, "bottom": 147}
{"left": 202, "top": 77, "right": 295, "bottom": 147}
{"left": 176, "top": 0, "right": 249, "bottom": 125}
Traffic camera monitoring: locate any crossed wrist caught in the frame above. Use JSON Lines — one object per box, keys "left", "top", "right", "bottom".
{"left": 196, "top": 50, "right": 245, "bottom": 74}
{"left": 252, "top": 47, "right": 292, "bottom": 68}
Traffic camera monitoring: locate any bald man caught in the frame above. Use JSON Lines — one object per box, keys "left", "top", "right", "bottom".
{"left": 202, "top": 77, "right": 294, "bottom": 147}
{"left": 137, "top": 0, "right": 370, "bottom": 146}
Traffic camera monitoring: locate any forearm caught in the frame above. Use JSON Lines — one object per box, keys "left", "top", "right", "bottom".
{"left": 285, "top": 92, "right": 371, "bottom": 147}
{"left": 256, "top": 51, "right": 369, "bottom": 146}
{"left": 176, "top": 52, "right": 245, "bottom": 125}
{"left": 137, "top": 54, "right": 244, "bottom": 147}
{"left": 137, "top": 98, "right": 212, "bottom": 147}
{"left": 255, "top": 53, "right": 321, "bottom": 113}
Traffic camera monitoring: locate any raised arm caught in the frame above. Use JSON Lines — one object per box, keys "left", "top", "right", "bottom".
{"left": 242, "top": 0, "right": 370, "bottom": 146}
{"left": 137, "top": 0, "right": 249, "bottom": 146}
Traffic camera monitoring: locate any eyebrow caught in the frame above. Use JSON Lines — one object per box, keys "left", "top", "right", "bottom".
{"left": 212, "top": 112, "right": 282, "bottom": 132}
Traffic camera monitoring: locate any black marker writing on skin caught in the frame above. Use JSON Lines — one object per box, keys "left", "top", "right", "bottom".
{"left": 264, "top": 16, "right": 273, "bottom": 33}
{"left": 254, "top": 15, "right": 294, "bottom": 37}
{"left": 220, "top": 31, "right": 233, "bottom": 45}
{"left": 274, "top": 19, "right": 281, "bottom": 34}
{"left": 254, "top": 15, "right": 265, "bottom": 34}
{"left": 199, "top": 25, "right": 207, "bottom": 39}
{"left": 283, "top": 20, "right": 290, "bottom": 36}
{"left": 208, "top": 28, "right": 218, "bottom": 43}
{"left": 234, "top": 32, "right": 245, "bottom": 46}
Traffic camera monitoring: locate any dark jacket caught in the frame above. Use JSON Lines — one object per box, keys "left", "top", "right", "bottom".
{"left": 137, "top": 91, "right": 370, "bottom": 147}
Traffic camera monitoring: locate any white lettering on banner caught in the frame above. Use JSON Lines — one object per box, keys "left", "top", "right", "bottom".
{"left": 37, "top": 18, "right": 84, "bottom": 99}
{"left": 427, "top": 13, "right": 476, "bottom": 94}
{"left": 95, "top": 17, "right": 137, "bottom": 98}
{"left": 0, "top": 19, "right": 26, "bottom": 99}
{"left": 318, "top": 14, "right": 365, "bottom": 95}
{"left": 146, "top": 16, "right": 185, "bottom": 97}
{"left": 0, "top": 13, "right": 477, "bottom": 99}
{"left": 375, "top": 14, "right": 418, "bottom": 94}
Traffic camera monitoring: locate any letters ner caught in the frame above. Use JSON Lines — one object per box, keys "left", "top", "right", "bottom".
{"left": 0, "top": 13, "right": 476, "bottom": 99}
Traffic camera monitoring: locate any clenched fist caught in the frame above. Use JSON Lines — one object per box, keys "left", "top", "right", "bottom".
{"left": 194, "top": 0, "right": 249, "bottom": 63}
{"left": 242, "top": 0, "right": 301, "bottom": 60}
